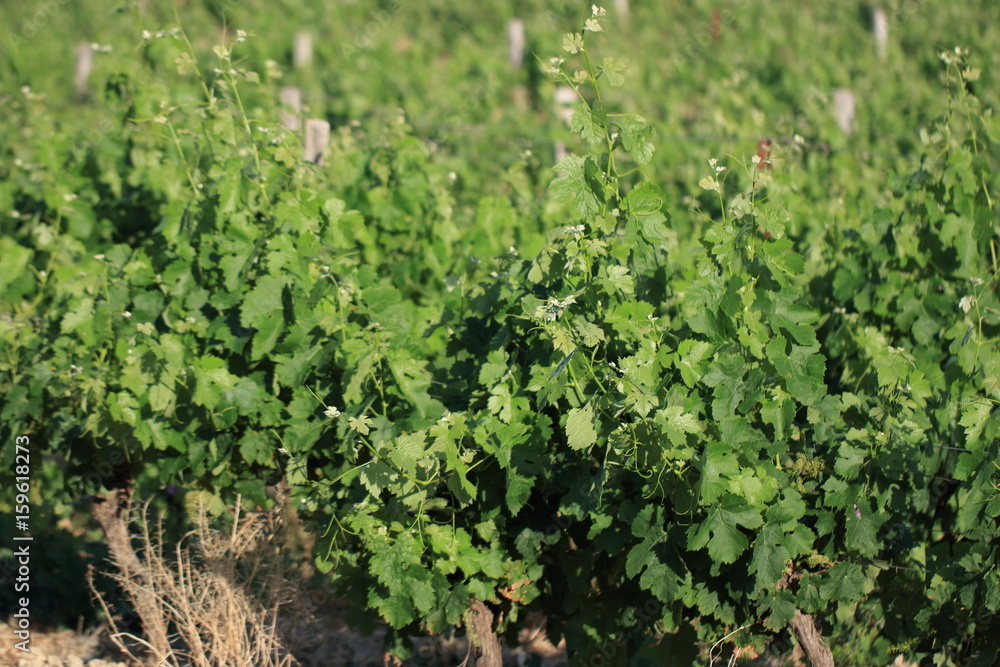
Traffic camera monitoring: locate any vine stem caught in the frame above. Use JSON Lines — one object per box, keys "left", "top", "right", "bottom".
{"left": 708, "top": 624, "right": 751, "bottom": 666}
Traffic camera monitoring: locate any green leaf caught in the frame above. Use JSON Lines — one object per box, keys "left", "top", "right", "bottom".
{"left": 601, "top": 56, "right": 627, "bottom": 87}
{"left": 565, "top": 403, "right": 598, "bottom": 451}
{"left": 619, "top": 115, "right": 655, "bottom": 164}
{"left": 575, "top": 320, "right": 606, "bottom": 346}
{"left": 626, "top": 506, "right": 668, "bottom": 578}
{"left": 361, "top": 460, "right": 397, "bottom": 496}
{"left": 770, "top": 292, "right": 818, "bottom": 346}
{"left": 627, "top": 181, "right": 666, "bottom": 217}
{"left": 833, "top": 444, "right": 866, "bottom": 480}
{"left": 251, "top": 315, "right": 284, "bottom": 361}
{"left": 550, "top": 154, "right": 602, "bottom": 218}
{"left": 62, "top": 298, "right": 95, "bottom": 334}
{"left": 844, "top": 512, "right": 880, "bottom": 557}
{"left": 960, "top": 401, "right": 993, "bottom": 446}
{"left": 241, "top": 275, "right": 286, "bottom": 329}
{"left": 698, "top": 442, "right": 740, "bottom": 504}
{"left": 661, "top": 405, "right": 701, "bottom": 447}
{"left": 193, "top": 355, "right": 238, "bottom": 410}
{"left": 687, "top": 495, "right": 762, "bottom": 564}
{"left": 562, "top": 32, "right": 584, "bottom": 54}
{"left": 762, "top": 238, "right": 805, "bottom": 283}
{"left": 601, "top": 265, "right": 635, "bottom": 296}
{"left": 570, "top": 102, "right": 607, "bottom": 144}
{"left": 750, "top": 525, "right": 790, "bottom": 589}
{"left": 148, "top": 382, "right": 175, "bottom": 413}
{"left": 506, "top": 470, "right": 534, "bottom": 515}
{"left": 240, "top": 431, "right": 272, "bottom": 465}
{"left": 676, "top": 340, "right": 714, "bottom": 387}
{"left": 388, "top": 432, "right": 426, "bottom": 478}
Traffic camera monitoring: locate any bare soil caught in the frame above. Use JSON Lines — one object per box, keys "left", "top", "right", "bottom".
{"left": 2, "top": 602, "right": 567, "bottom": 667}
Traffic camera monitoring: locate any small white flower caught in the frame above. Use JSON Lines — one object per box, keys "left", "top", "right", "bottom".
{"left": 591, "top": 5, "right": 607, "bottom": 17}
{"left": 752, "top": 154, "right": 762, "bottom": 166}
{"left": 970, "top": 277, "right": 984, "bottom": 286}
{"left": 324, "top": 406, "right": 342, "bottom": 419}
{"left": 235, "top": 29, "right": 248, "bottom": 43}
{"left": 959, "top": 295, "right": 975, "bottom": 313}
{"left": 93, "top": 254, "right": 105, "bottom": 261}
{"left": 185, "top": 316, "right": 196, "bottom": 323}
{"left": 123, "top": 311, "right": 132, "bottom": 318}
{"left": 566, "top": 224, "right": 586, "bottom": 236}
{"left": 63, "top": 193, "right": 77, "bottom": 202}
{"left": 142, "top": 30, "right": 152, "bottom": 40}
{"left": 584, "top": 18, "right": 603, "bottom": 32}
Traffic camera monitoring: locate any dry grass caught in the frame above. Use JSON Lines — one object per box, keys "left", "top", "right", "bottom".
{"left": 89, "top": 489, "right": 307, "bottom": 667}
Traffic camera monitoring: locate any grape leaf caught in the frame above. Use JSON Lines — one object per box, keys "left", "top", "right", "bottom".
{"left": 566, "top": 403, "right": 598, "bottom": 451}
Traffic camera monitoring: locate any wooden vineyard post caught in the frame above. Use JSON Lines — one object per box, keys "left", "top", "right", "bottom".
{"left": 508, "top": 18, "right": 529, "bottom": 110}
{"left": 872, "top": 8, "right": 888, "bottom": 62}
{"left": 294, "top": 31, "right": 313, "bottom": 69}
{"left": 833, "top": 88, "right": 855, "bottom": 135}
{"left": 554, "top": 85, "right": 577, "bottom": 166}
{"left": 463, "top": 600, "right": 503, "bottom": 667}
{"left": 756, "top": 138, "right": 772, "bottom": 171}
{"left": 778, "top": 567, "right": 835, "bottom": 667}
{"left": 280, "top": 86, "right": 302, "bottom": 131}
{"left": 614, "top": 0, "right": 629, "bottom": 26}
{"left": 75, "top": 42, "right": 93, "bottom": 100}
{"left": 304, "top": 119, "right": 330, "bottom": 165}
{"left": 507, "top": 18, "right": 525, "bottom": 69}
